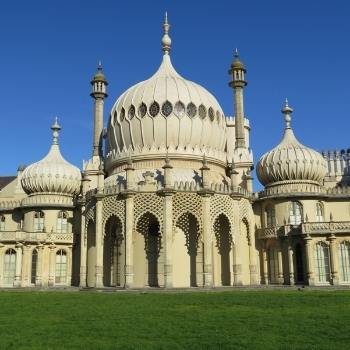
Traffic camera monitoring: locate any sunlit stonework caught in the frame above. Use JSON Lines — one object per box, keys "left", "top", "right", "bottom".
{"left": 0, "top": 15, "right": 350, "bottom": 289}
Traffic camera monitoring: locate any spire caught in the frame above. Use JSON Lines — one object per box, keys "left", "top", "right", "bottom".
{"left": 162, "top": 11, "right": 171, "bottom": 55}
{"left": 281, "top": 98, "right": 293, "bottom": 129}
{"left": 51, "top": 117, "right": 61, "bottom": 145}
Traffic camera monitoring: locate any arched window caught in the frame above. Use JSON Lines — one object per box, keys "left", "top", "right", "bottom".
{"left": 339, "top": 241, "right": 350, "bottom": 282}
{"left": 314, "top": 242, "right": 330, "bottom": 283}
{"left": 31, "top": 250, "right": 38, "bottom": 284}
{"left": 289, "top": 202, "right": 303, "bottom": 225}
{"left": 55, "top": 250, "right": 67, "bottom": 284}
{"left": 4, "top": 249, "right": 16, "bottom": 285}
{"left": 0, "top": 215, "right": 5, "bottom": 231}
{"left": 34, "top": 211, "right": 45, "bottom": 232}
{"left": 265, "top": 205, "right": 276, "bottom": 228}
{"left": 316, "top": 202, "right": 324, "bottom": 222}
{"left": 57, "top": 211, "right": 68, "bottom": 234}
{"left": 268, "top": 247, "right": 279, "bottom": 284}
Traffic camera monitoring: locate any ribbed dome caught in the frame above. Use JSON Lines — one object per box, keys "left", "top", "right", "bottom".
{"left": 256, "top": 103, "right": 327, "bottom": 187}
{"left": 105, "top": 17, "right": 227, "bottom": 172}
{"left": 21, "top": 120, "right": 81, "bottom": 196}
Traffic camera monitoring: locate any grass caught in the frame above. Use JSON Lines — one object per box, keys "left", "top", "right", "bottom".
{"left": 0, "top": 289, "right": 350, "bottom": 350}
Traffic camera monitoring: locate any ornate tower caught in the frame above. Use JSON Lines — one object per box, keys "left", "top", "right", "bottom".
{"left": 227, "top": 50, "right": 253, "bottom": 190}
{"left": 229, "top": 49, "right": 247, "bottom": 149}
{"left": 91, "top": 62, "right": 108, "bottom": 158}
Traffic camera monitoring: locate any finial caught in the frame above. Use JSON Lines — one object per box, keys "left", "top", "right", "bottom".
{"left": 98, "top": 60, "right": 102, "bottom": 70}
{"left": 51, "top": 117, "right": 61, "bottom": 145}
{"left": 234, "top": 48, "right": 239, "bottom": 58}
{"left": 281, "top": 98, "right": 293, "bottom": 129}
{"left": 162, "top": 12, "right": 171, "bottom": 54}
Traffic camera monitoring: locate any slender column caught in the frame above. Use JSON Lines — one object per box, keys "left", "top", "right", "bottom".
{"left": 328, "top": 234, "right": 339, "bottom": 285}
{"left": 262, "top": 247, "right": 269, "bottom": 285}
{"left": 277, "top": 247, "right": 284, "bottom": 284}
{"left": 163, "top": 193, "right": 174, "bottom": 288}
{"left": 92, "top": 99, "right": 104, "bottom": 157}
{"left": 67, "top": 245, "right": 73, "bottom": 286}
{"left": 79, "top": 205, "right": 87, "bottom": 287}
{"left": 14, "top": 243, "right": 23, "bottom": 287}
{"left": 201, "top": 193, "right": 213, "bottom": 287}
{"left": 248, "top": 243, "right": 258, "bottom": 285}
{"left": 233, "top": 244, "right": 242, "bottom": 285}
{"left": 288, "top": 243, "right": 295, "bottom": 286}
{"left": 48, "top": 244, "right": 56, "bottom": 286}
{"left": 0, "top": 243, "right": 5, "bottom": 286}
{"left": 304, "top": 235, "right": 315, "bottom": 286}
{"left": 125, "top": 194, "right": 135, "bottom": 288}
{"left": 22, "top": 245, "right": 31, "bottom": 287}
{"left": 35, "top": 244, "right": 44, "bottom": 286}
{"left": 95, "top": 198, "right": 104, "bottom": 288}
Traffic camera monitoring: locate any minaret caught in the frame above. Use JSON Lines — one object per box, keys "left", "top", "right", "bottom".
{"left": 229, "top": 49, "right": 247, "bottom": 149}
{"left": 91, "top": 62, "right": 108, "bottom": 157}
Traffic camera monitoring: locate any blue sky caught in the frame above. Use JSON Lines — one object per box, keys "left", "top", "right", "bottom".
{"left": 1, "top": 0, "right": 350, "bottom": 189}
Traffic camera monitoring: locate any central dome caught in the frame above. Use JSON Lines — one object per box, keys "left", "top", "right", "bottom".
{"left": 105, "top": 18, "right": 227, "bottom": 173}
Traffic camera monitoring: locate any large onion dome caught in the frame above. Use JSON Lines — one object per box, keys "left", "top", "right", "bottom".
{"left": 256, "top": 101, "right": 327, "bottom": 187}
{"left": 21, "top": 119, "right": 82, "bottom": 195}
{"left": 105, "top": 14, "right": 227, "bottom": 173}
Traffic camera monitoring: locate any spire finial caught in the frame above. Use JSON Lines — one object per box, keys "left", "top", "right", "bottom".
{"left": 51, "top": 116, "right": 61, "bottom": 145}
{"left": 281, "top": 98, "right": 293, "bottom": 129}
{"left": 98, "top": 60, "right": 102, "bottom": 70}
{"left": 162, "top": 12, "right": 171, "bottom": 55}
{"left": 234, "top": 48, "right": 239, "bottom": 58}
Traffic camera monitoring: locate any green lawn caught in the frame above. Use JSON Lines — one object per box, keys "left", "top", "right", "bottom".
{"left": 0, "top": 289, "right": 350, "bottom": 350}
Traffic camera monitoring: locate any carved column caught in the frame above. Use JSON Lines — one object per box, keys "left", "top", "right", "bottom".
{"left": 48, "top": 244, "right": 56, "bottom": 286}
{"left": 79, "top": 205, "right": 87, "bottom": 287}
{"left": 124, "top": 193, "right": 135, "bottom": 288}
{"left": 262, "top": 246, "right": 268, "bottom": 285}
{"left": 95, "top": 195, "right": 104, "bottom": 288}
{"left": 35, "top": 244, "right": 44, "bottom": 286}
{"left": 0, "top": 243, "right": 5, "bottom": 286}
{"left": 162, "top": 191, "right": 174, "bottom": 288}
{"left": 22, "top": 245, "right": 31, "bottom": 287}
{"left": 248, "top": 237, "right": 258, "bottom": 285}
{"left": 328, "top": 234, "right": 339, "bottom": 285}
{"left": 277, "top": 243, "right": 284, "bottom": 284}
{"left": 67, "top": 245, "right": 73, "bottom": 286}
{"left": 288, "top": 242, "right": 295, "bottom": 286}
{"left": 233, "top": 244, "right": 242, "bottom": 285}
{"left": 304, "top": 235, "right": 314, "bottom": 286}
{"left": 201, "top": 192, "right": 213, "bottom": 287}
{"left": 14, "top": 242, "right": 23, "bottom": 287}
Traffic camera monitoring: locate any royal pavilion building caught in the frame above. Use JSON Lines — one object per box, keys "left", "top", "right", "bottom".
{"left": 0, "top": 15, "right": 350, "bottom": 289}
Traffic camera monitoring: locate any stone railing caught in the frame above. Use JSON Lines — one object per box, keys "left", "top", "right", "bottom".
{"left": 302, "top": 221, "right": 350, "bottom": 234}
{"left": 256, "top": 227, "right": 278, "bottom": 239}
{"left": 0, "top": 231, "right": 74, "bottom": 244}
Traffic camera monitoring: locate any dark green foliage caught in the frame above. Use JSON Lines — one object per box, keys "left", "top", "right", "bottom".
{"left": 0, "top": 290, "right": 349, "bottom": 349}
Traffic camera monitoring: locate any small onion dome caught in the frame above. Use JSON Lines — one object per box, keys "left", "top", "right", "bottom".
{"left": 91, "top": 61, "right": 108, "bottom": 84}
{"left": 21, "top": 118, "right": 82, "bottom": 195}
{"left": 256, "top": 100, "right": 327, "bottom": 187}
{"left": 230, "top": 49, "right": 245, "bottom": 70}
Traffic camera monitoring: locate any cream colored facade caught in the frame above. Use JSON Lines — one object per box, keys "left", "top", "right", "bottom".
{"left": 0, "top": 16, "right": 349, "bottom": 289}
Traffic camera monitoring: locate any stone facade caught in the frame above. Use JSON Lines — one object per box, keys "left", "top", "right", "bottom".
{"left": 0, "top": 16, "right": 349, "bottom": 289}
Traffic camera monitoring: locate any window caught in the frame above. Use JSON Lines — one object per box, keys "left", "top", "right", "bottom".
{"left": 34, "top": 211, "right": 45, "bottom": 232}
{"left": 31, "top": 250, "right": 38, "bottom": 284}
{"left": 289, "top": 202, "right": 303, "bottom": 225}
{"left": 316, "top": 202, "right": 324, "bottom": 222}
{"left": 339, "top": 241, "right": 350, "bottom": 282}
{"left": 314, "top": 242, "right": 330, "bottom": 283}
{"left": 57, "top": 211, "right": 68, "bottom": 234}
{"left": 268, "top": 247, "right": 279, "bottom": 284}
{"left": 0, "top": 215, "right": 5, "bottom": 231}
{"left": 55, "top": 250, "right": 67, "bottom": 284}
{"left": 4, "top": 249, "right": 16, "bottom": 285}
{"left": 265, "top": 205, "right": 276, "bottom": 228}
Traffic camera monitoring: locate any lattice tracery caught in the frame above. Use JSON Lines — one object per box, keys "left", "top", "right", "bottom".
{"left": 134, "top": 193, "right": 163, "bottom": 232}
{"left": 103, "top": 196, "right": 125, "bottom": 234}
{"left": 176, "top": 212, "right": 201, "bottom": 252}
{"left": 173, "top": 192, "right": 202, "bottom": 230}
{"left": 210, "top": 194, "right": 235, "bottom": 230}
